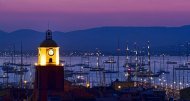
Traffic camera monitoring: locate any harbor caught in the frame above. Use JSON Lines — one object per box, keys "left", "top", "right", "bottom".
{"left": 1, "top": 42, "right": 190, "bottom": 100}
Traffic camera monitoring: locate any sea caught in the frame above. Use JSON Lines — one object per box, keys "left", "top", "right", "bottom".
{"left": 0, "top": 56, "right": 189, "bottom": 90}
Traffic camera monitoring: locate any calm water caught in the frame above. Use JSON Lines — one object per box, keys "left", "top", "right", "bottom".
{"left": 0, "top": 56, "right": 189, "bottom": 89}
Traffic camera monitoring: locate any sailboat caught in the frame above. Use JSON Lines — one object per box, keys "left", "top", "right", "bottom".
{"left": 90, "top": 50, "right": 104, "bottom": 71}
{"left": 103, "top": 56, "right": 119, "bottom": 73}
{"left": 1, "top": 62, "right": 17, "bottom": 73}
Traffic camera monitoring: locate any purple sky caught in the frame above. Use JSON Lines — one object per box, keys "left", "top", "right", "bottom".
{"left": 1, "top": 0, "right": 190, "bottom": 32}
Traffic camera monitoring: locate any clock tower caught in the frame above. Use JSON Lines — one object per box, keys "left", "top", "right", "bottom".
{"left": 38, "top": 29, "right": 59, "bottom": 66}
{"left": 34, "top": 29, "right": 64, "bottom": 101}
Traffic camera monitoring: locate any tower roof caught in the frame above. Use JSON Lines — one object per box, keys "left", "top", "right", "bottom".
{"left": 40, "top": 40, "right": 58, "bottom": 47}
{"left": 40, "top": 29, "right": 58, "bottom": 47}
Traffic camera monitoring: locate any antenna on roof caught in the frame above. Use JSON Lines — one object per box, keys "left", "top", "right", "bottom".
{"left": 48, "top": 21, "right": 50, "bottom": 29}
{"left": 46, "top": 21, "right": 52, "bottom": 40}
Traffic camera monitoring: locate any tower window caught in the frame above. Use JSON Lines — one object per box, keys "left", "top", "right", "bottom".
{"left": 49, "top": 58, "right": 52, "bottom": 63}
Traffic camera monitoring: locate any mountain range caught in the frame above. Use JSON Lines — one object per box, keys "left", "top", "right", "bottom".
{"left": 1, "top": 25, "right": 190, "bottom": 55}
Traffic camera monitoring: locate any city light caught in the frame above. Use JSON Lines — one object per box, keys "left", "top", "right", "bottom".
{"left": 118, "top": 85, "right": 121, "bottom": 89}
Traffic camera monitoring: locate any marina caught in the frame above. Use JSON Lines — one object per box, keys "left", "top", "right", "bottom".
{"left": 1, "top": 52, "right": 190, "bottom": 100}
{"left": 0, "top": 31, "right": 190, "bottom": 100}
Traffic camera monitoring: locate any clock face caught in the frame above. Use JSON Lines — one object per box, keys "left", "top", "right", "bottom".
{"left": 48, "top": 49, "right": 54, "bottom": 56}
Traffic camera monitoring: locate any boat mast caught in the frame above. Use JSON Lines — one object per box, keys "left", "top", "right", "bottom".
{"left": 126, "top": 42, "right": 131, "bottom": 81}
{"left": 134, "top": 42, "right": 138, "bottom": 81}
{"left": 96, "top": 49, "right": 100, "bottom": 68}
{"left": 69, "top": 53, "right": 72, "bottom": 66}
{"left": 172, "top": 65, "right": 175, "bottom": 96}
{"left": 154, "top": 61, "right": 156, "bottom": 85}
{"left": 126, "top": 42, "right": 129, "bottom": 70}
{"left": 186, "top": 42, "right": 189, "bottom": 62}
{"left": 148, "top": 41, "right": 151, "bottom": 86}
{"left": 96, "top": 49, "right": 101, "bottom": 85}
{"left": 20, "top": 41, "right": 23, "bottom": 88}
{"left": 117, "top": 34, "right": 120, "bottom": 77}
{"left": 11, "top": 44, "right": 15, "bottom": 64}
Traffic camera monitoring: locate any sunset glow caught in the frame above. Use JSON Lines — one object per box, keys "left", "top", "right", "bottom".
{"left": 1, "top": 0, "right": 190, "bottom": 32}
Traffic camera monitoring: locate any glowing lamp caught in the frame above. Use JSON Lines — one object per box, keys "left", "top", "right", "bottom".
{"left": 118, "top": 85, "right": 121, "bottom": 89}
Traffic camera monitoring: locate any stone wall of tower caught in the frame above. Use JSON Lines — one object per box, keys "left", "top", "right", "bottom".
{"left": 33, "top": 66, "right": 64, "bottom": 101}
